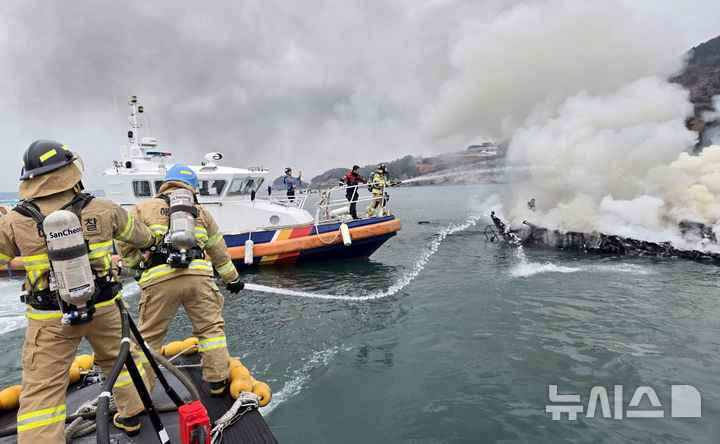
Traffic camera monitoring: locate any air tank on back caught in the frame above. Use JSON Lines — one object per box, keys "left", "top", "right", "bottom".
{"left": 43, "top": 210, "right": 95, "bottom": 306}
{"left": 168, "top": 188, "right": 197, "bottom": 252}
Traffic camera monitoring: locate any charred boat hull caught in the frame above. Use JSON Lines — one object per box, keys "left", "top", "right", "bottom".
{"left": 489, "top": 211, "right": 720, "bottom": 266}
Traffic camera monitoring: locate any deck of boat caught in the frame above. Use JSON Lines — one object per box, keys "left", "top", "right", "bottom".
{"left": 0, "top": 354, "right": 277, "bottom": 443}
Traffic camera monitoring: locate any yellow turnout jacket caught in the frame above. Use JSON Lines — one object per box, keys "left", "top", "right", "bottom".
{"left": 116, "top": 181, "right": 239, "bottom": 289}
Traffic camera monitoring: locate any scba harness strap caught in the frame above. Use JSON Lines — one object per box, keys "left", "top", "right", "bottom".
{"left": 157, "top": 193, "right": 199, "bottom": 218}
{"left": 13, "top": 192, "right": 95, "bottom": 238}
{"left": 13, "top": 193, "right": 119, "bottom": 321}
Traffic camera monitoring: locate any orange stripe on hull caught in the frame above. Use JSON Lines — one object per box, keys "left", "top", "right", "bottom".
{"left": 259, "top": 227, "right": 296, "bottom": 265}
{"left": 275, "top": 226, "right": 315, "bottom": 264}
{"left": 0, "top": 257, "right": 25, "bottom": 275}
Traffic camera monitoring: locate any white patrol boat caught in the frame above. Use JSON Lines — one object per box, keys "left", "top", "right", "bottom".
{"left": 100, "top": 97, "right": 401, "bottom": 267}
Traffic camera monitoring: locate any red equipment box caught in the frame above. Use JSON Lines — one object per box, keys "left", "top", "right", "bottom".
{"left": 178, "top": 400, "right": 211, "bottom": 444}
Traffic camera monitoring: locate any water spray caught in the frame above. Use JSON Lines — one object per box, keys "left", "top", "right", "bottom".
{"left": 241, "top": 214, "right": 484, "bottom": 301}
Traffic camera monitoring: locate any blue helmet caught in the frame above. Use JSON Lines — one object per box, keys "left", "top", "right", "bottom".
{"left": 164, "top": 164, "right": 198, "bottom": 189}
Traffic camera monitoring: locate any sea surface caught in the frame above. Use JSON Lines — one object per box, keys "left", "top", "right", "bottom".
{"left": 1, "top": 184, "right": 719, "bottom": 443}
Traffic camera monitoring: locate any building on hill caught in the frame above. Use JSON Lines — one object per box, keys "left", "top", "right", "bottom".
{"left": 466, "top": 142, "right": 498, "bottom": 155}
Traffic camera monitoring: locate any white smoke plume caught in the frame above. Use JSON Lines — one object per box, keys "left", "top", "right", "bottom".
{"left": 506, "top": 77, "right": 696, "bottom": 230}
{"left": 420, "top": 0, "right": 686, "bottom": 141}
{"left": 420, "top": 0, "right": 720, "bottom": 249}
{"left": 422, "top": 1, "right": 720, "bottom": 249}
{"left": 505, "top": 80, "right": 720, "bottom": 249}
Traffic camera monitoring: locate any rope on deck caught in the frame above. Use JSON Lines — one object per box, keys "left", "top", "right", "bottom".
{"left": 65, "top": 395, "right": 118, "bottom": 439}
{"left": 211, "top": 392, "right": 260, "bottom": 444}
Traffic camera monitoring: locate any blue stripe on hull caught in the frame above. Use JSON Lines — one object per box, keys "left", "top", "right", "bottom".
{"left": 295, "top": 232, "right": 396, "bottom": 263}
{"left": 231, "top": 232, "right": 397, "bottom": 266}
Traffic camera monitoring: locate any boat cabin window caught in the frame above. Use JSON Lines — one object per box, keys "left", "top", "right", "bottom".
{"left": 154, "top": 181, "right": 164, "bottom": 194}
{"left": 132, "top": 180, "right": 152, "bottom": 197}
{"left": 198, "top": 180, "right": 227, "bottom": 196}
{"left": 227, "top": 178, "right": 264, "bottom": 196}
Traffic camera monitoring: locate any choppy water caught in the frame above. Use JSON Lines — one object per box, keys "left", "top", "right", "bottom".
{"left": 1, "top": 185, "right": 719, "bottom": 443}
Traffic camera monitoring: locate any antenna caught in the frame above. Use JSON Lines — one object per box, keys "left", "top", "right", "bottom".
{"left": 111, "top": 82, "right": 122, "bottom": 136}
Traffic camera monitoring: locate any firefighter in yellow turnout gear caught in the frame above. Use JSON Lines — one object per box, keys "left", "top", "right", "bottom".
{"left": 367, "top": 164, "right": 391, "bottom": 217}
{"left": 0, "top": 140, "right": 155, "bottom": 442}
{"left": 116, "top": 164, "right": 244, "bottom": 398}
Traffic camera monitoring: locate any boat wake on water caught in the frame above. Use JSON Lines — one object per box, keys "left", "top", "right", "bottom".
{"left": 246, "top": 214, "right": 484, "bottom": 301}
{"left": 0, "top": 280, "right": 26, "bottom": 335}
{"left": 259, "top": 346, "right": 344, "bottom": 416}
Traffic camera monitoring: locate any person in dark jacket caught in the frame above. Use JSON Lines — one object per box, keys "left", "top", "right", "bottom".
{"left": 340, "top": 165, "right": 367, "bottom": 219}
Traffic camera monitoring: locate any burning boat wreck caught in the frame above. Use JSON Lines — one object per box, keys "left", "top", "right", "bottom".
{"left": 487, "top": 211, "right": 720, "bottom": 266}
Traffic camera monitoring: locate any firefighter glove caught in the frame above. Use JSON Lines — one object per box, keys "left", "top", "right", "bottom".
{"left": 226, "top": 278, "right": 244, "bottom": 294}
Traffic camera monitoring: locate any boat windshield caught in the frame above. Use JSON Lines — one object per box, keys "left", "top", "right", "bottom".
{"left": 133, "top": 180, "right": 153, "bottom": 197}
{"left": 198, "top": 179, "right": 227, "bottom": 196}
{"left": 227, "top": 177, "right": 264, "bottom": 196}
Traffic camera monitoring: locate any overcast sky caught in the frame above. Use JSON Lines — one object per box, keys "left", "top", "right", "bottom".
{"left": 0, "top": 0, "right": 718, "bottom": 192}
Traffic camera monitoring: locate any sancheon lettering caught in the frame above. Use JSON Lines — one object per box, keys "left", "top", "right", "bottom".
{"left": 48, "top": 226, "right": 84, "bottom": 238}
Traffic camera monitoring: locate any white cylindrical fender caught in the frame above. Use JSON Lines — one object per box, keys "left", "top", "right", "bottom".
{"left": 330, "top": 206, "right": 350, "bottom": 217}
{"left": 340, "top": 223, "right": 351, "bottom": 246}
{"left": 244, "top": 239, "right": 254, "bottom": 265}
{"left": 44, "top": 210, "right": 95, "bottom": 306}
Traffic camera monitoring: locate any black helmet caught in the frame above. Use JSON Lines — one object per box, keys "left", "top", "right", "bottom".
{"left": 285, "top": 167, "right": 292, "bottom": 174}
{"left": 20, "top": 140, "right": 76, "bottom": 180}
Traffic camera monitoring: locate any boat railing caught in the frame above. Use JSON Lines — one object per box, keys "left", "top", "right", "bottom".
{"left": 314, "top": 183, "right": 388, "bottom": 223}
{"left": 265, "top": 194, "right": 308, "bottom": 209}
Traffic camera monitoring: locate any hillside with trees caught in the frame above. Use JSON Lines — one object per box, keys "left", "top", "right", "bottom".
{"left": 307, "top": 149, "right": 505, "bottom": 189}
{"left": 671, "top": 34, "right": 720, "bottom": 146}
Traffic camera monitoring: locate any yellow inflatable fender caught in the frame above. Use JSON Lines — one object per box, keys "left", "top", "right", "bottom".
{"left": 229, "top": 377, "right": 254, "bottom": 399}
{"left": 74, "top": 354, "right": 94, "bottom": 371}
{"left": 163, "top": 341, "right": 185, "bottom": 356}
{"left": 69, "top": 364, "right": 82, "bottom": 385}
{"left": 229, "top": 365, "right": 250, "bottom": 381}
{"left": 182, "top": 337, "right": 199, "bottom": 355}
{"left": 229, "top": 357, "right": 244, "bottom": 371}
{"left": 252, "top": 381, "right": 272, "bottom": 407}
{"left": 0, "top": 385, "right": 22, "bottom": 411}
